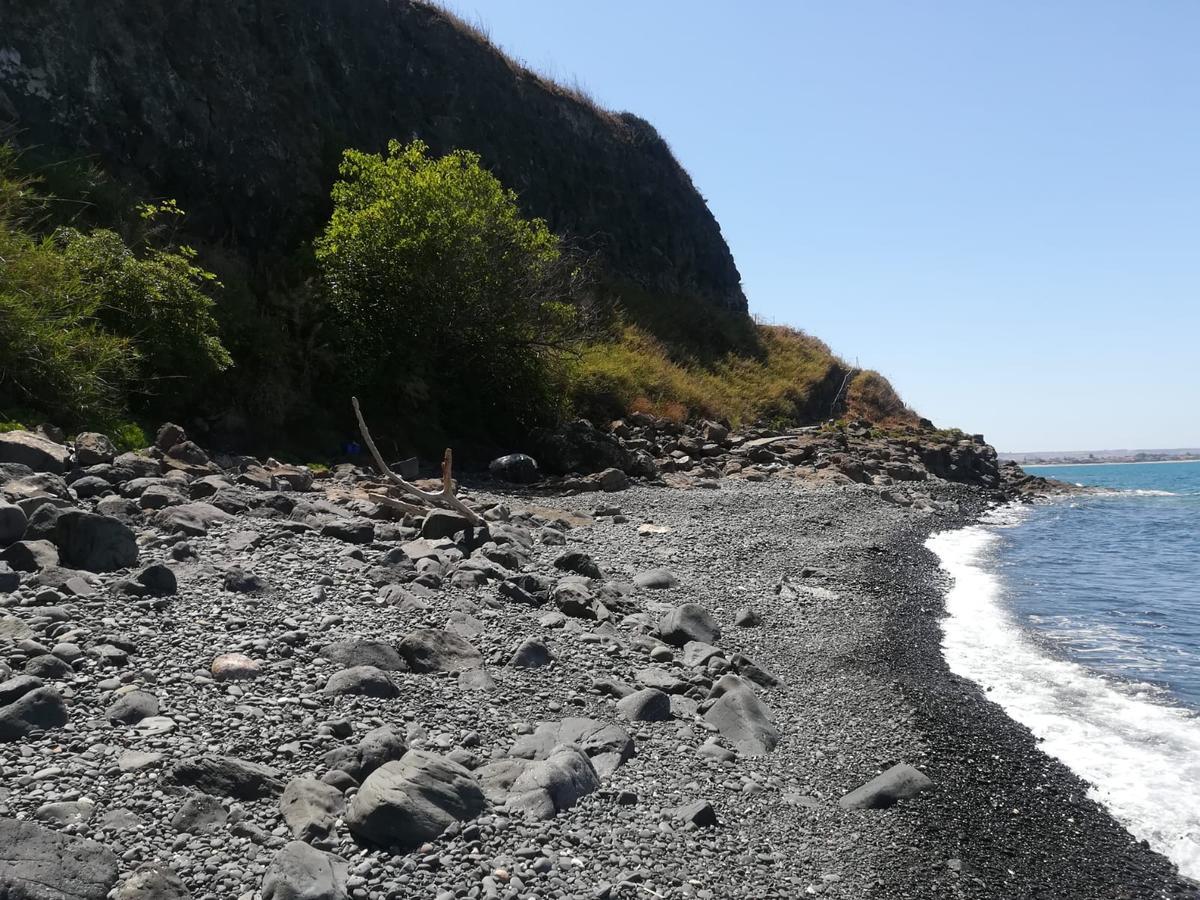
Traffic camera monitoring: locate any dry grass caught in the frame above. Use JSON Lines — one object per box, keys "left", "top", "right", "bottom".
{"left": 570, "top": 324, "right": 852, "bottom": 427}
{"left": 844, "top": 369, "right": 919, "bottom": 426}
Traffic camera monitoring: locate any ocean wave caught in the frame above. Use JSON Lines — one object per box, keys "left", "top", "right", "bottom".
{"left": 928, "top": 518, "right": 1200, "bottom": 880}
{"left": 1088, "top": 488, "right": 1180, "bottom": 497}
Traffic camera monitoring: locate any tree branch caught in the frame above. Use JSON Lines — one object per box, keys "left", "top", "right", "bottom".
{"left": 351, "top": 396, "right": 482, "bottom": 525}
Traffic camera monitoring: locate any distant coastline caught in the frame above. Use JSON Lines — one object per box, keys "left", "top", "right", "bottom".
{"left": 1022, "top": 458, "right": 1200, "bottom": 469}
{"left": 1001, "top": 448, "right": 1200, "bottom": 466}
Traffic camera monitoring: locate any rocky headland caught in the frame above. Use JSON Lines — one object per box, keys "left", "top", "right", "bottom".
{"left": 0, "top": 416, "right": 1190, "bottom": 900}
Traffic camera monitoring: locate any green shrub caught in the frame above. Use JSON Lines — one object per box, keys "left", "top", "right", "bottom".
{"left": 108, "top": 421, "right": 149, "bottom": 452}
{"left": 0, "top": 152, "right": 231, "bottom": 427}
{"left": 0, "top": 224, "right": 134, "bottom": 422}
{"left": 315, "top": 139, "right": 582, "bottom": 439}
{"left": 61, "top": 205, "right": 232, "bottom": 409}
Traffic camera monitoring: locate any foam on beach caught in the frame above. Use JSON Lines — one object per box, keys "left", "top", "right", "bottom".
{"left": 929, "top": 511, "right": 1200, "bottom": 880}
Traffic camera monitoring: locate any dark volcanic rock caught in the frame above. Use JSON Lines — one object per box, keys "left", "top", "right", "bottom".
{"left": 673, "top": 799, "right": 719, "bottom": 828}
{"left": 322, "top": 725, "right": 407, "bottom": 782}
{"left": 702, "top": 674, "right": 778, "bottom": 755}
{"left": 321, "top": 639, "right": 406, "bottom": 672}
{"left": 168, "top": 754, "right": 284, "bottom": 799}
{"left": 839, "top": 763, "right": 934, "bottom": 810}
{"left": 323, "top": 665, "right": 398, "bottom": 698}
{"left": 553, "top": 549, "right": 603, "bottom": 579}
{"left": 398, "top": 628, "right": 482, "bottom": 673}
{"left": 658, "top": 603, "right": 721, "bottom": 647}
{"left": 0, "top": 501, "right": 26, "bottom": 547}
{"left": 106, "top": 690, "right": 160, "bottom": 725}
{"left": 506, "top": 746, "right": 601, "bottom": 820}
{"left": 153, "top": 502, "right": 231, "bottom": 536}
{"left": 616, "top": 687, "right": 672, "bottom": 722}
{"left": 0, "top": 685, "right": 68, "bottom": 741}
{"left": 0, "top": 816, "right": 119, "bottom": 899}
{"left": 262, "top": 841, "right": 348, "bottom": 900}
{"left": 280, "top": 777, "right": 345, "bottom": 844}
{"left": 345, "top": 750, "right": 486, "bottom": 849}
{"left": 74, "top": 432, "right": 117, "bottom": 467}
{"left": 420, "top": 509, "right": 474, "bottom": 540}
{"left": 0, "top": 430, "right": 70, "bottom": 473}
{"left": 135, "top": 563, "right": 177, "bottom": 596}
{"left": 33, "top": 509, "right": 138, "bottom": 572}
{"left": 507, "top": 637, "right": 553, "bottom": 668}
{"left": 170, "top": 793, "right": 228, "bottom": 834}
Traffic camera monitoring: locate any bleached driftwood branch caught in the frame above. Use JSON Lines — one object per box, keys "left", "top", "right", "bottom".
{"left": 351, "top": 396, "right": 482, "bottom": 526}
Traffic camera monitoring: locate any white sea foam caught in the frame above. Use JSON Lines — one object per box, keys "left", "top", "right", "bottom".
{"left": 1089, "top": 488, "right": 1179, "bottom": 497}
{"left": 928, "top": 512, "right": 1200, "bottom": 880}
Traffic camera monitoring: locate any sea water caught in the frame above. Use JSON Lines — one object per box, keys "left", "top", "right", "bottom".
{"left": 927, "top": 461, "right": 1200, "bottom": 880}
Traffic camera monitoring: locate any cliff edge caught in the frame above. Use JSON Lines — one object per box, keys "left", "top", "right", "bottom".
{"left": 0, "top": 0, "right": 745, "bottom": 313}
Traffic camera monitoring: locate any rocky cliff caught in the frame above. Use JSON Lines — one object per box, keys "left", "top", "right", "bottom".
{"left": 0, "top": 0, "right": 745, "bottom": 312}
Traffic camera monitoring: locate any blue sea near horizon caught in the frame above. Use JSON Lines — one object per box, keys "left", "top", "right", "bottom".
{"left": 1011, "top": 460, "right": 1200, "bottom": 706}
{"left": 928, "top": 460, "right": 1200, "bottom": 879}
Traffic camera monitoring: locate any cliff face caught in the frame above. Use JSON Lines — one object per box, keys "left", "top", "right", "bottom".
{"left": 0, "top": 0, "right": 745, "bottom": 312}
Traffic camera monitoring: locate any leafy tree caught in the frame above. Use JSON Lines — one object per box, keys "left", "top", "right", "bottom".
{"left": 315, "top": 139, "right": 583, "bottom": 438}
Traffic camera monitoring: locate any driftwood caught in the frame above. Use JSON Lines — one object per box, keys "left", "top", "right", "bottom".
{"left": 350, "top": 396, "right": 482, "bottom": 525}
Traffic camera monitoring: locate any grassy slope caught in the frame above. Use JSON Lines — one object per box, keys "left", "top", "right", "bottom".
{"left": 571, "top": 322, "right": 918, "bottom": 428}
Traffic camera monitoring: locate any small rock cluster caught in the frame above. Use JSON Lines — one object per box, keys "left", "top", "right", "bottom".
{"left": 508, "top": 415, "right": 1059, "bottom": 508}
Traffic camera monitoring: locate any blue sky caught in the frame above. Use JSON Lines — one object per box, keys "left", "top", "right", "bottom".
{"left": 444, "top": 2, "right": 1198, "bottom": 451}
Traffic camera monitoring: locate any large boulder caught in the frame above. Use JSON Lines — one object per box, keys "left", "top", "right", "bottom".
{"left": 398, "top": 628, "right": 482, "bottom": 673}
{"left": 420, "top": 509, "right": 474, "bottom": 540}
{"left": 0, "top": 685, "right": 68, "bottom": 741}
{"left": 507, "top": 717, "right": 635, "bottom": 778}
{"left": 616, "top": 688, "right": 672, "bottom": 722}
{"left": 27, "top": 508, "right": 137, "bottom": 572}
{"left": 321, "top": 725, "right": 407, "bottom": 782}
{"left": 534, "top": 420, "right": 634, "bottom": 476}
{"left": 152, "top": 502, "right": 231, "bottom": 536}
{"left": 553, "top": 550, "right": 602, "bottom": 579}
{"left": 321, "top": 639, "right": 406, "bottom": 672}
{"left": 839, "top": 763, "right": 933, "bottom": 810}
{"left": 74, "top": 432, "right": 118, "bottom": 467}
{"left": 345, "top": 750, "right": 486, "bottom": 849}
{"left": 280, "top": 777, "right": 345, "bottom": 844}
{"left": 701, "top": 674, "right": 778, "bottom": 755}
{"left": 0, "top": 501, "right": 26, "bottom": 547}
{"left": 0, "top": 817, "right": 119, "bottom": 899}
{"left": 106, "top": 690, "right": 159, "bottom": 725}
{"left": 506, "top": 746, "right": 600, "bottom": 820}
{"left": 0, "top": 431, "right": 70, "bottom": 473}
{"left": 658, "top": 603, "right": 721, "bottom": 647}
{"left": 167, "top": 754, "right": 284, "bottom": 799}
{"left": 323, "top": 666, "right": 398, "bottom": 698}
{"left": 261, "top": 841, "right": 348, "bottom": 900}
